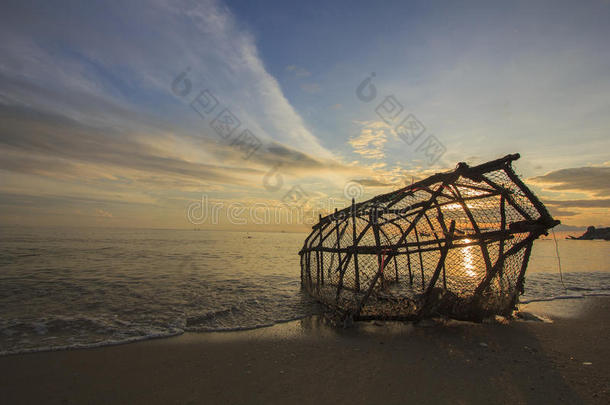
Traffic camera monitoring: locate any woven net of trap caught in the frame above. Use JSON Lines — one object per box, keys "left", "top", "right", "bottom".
{"left": 299, "top": 154, "right": 559, "bottom": 322}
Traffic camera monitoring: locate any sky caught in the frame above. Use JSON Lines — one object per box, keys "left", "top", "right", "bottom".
{"left": 0, "top": 0, "right": 609, "bottom": 231}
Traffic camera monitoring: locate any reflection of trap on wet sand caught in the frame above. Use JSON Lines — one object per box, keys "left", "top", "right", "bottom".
{"left": 299, "top": 154, "right": 559, "bottom": 322}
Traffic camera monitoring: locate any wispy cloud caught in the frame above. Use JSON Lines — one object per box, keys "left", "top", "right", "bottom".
{"left": 95, "top": 209, "right": 113, "bottom": 218}
{"left": 349, "top": 178, "right": 391, "bottom": 187}
{"left": 530, "top": 166, "right": 610, "bottom": 198}
{"left": 529, "top": 166, "right": 610, "bottom": 226}
{"left": 0, "top": 0, "right": 334, "bottom": 159}
{"left": 545, "top": 198, "right": 610, "bottom": 208}
{"left": 349, "top": 121, "right": 389, "bottom": 160}
{"left": 285, "top": 65, "right": 311, "bottom": 77}
{"left": 0, "top": 104, "right": 361, "bottom": 190}
{"left": 3, "top": 0, "right": 606, "bottom": 228}
{"left": 0, "top": 0, "right": 366, "bottom": 227}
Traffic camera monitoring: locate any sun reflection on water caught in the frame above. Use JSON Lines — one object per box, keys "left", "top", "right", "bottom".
{"left": 462, "top": 238, "right": 477, "bottom": 277}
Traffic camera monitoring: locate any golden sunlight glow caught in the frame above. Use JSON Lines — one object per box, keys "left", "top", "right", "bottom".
{"left": 461, "top": 238, "right": 477, "bottom": 277}
{"left": 458, "top": 188, "right": 489, "bottom": 198}
{"left": 444, "top": 203, "right": 463, "bottom": 210}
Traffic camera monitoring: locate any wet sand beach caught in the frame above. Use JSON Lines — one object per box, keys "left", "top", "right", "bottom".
{"left": 1, "top": 297, "right": 608, "bottom": 405}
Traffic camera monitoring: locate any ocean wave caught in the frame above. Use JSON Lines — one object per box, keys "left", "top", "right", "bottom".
{"left": 185, "top": 314, "right": 310, "bottom": 333}
{"left": 0, "top": 328, "right": 184, "bottom": 357}
{"left": 1, "top": 228, "right": 608, "bottom": 356}
{"left": 0, "top": 310, "right": 312, "bottom": 356}
{"left": 520, "top": 271, "right": 610, "bottom": 303}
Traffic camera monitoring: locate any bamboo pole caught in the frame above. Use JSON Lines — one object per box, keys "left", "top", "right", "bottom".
{"left": 352, "top": 198, "right": 360, "bottom": 292}
{"left": 474, "top": 234, "right": 538, "bottom": 296}
{"left": 318, "top": 214, "right": 324, "bottom": 286}
{"left": 450, "top": 185, "right": 494, "bottom": 277}
{"left": 407, "top": 246, "right": 413, "bottom": 285}
{"left": 498, "top": 195, "right": 506, "bottom": 277}
{"left": 371, "top": 207, "right": 383, "bottom": 289}
{"left": 354, "top": 208, "right": 388, "bottom": 318}
{"left": 414, "top": 227, "right": 425, "bottom": 290}
{"left": 377, "top": 226, "right": 398, "bottom": 283}
{"left": 424, "top": 220, "right": 456, "bottom": 295}
{"left": 512, "top": 240, "right": 534, "bottom": 306}
{"left": 316, "top": 154, "right": 519, "bottom": 227}
{"left": 300, "top": 229, "right": 514, "bottom": 255}
{"left": 335, "top": 208, "right": 341, "bottom": 282}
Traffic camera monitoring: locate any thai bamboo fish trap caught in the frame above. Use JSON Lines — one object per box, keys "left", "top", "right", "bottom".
{"left": 299, "top": 154, "right": 559, "bottom": 322}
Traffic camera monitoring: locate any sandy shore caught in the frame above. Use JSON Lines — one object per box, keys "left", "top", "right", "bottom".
{"left": 1, "top": 297, "right": 609, "bottom": 405}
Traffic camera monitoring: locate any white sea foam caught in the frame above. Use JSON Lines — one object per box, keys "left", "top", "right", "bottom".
{"left": 0, "top": 328, "right": 184, "bottom": 357}
{"left": 520, "top": 271, "right": 610, "bottom": 304}
{"left": 519, "top": 290, "right": 610, "bottom": 304}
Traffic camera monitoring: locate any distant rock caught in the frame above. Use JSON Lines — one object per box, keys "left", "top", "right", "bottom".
{"left": 567, "top": 226, "right": 610, "bottom": 241}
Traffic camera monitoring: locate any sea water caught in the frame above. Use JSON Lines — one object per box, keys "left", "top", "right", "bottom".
{"left": 0, "top": 226, "right": 608, "bottom": 355}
